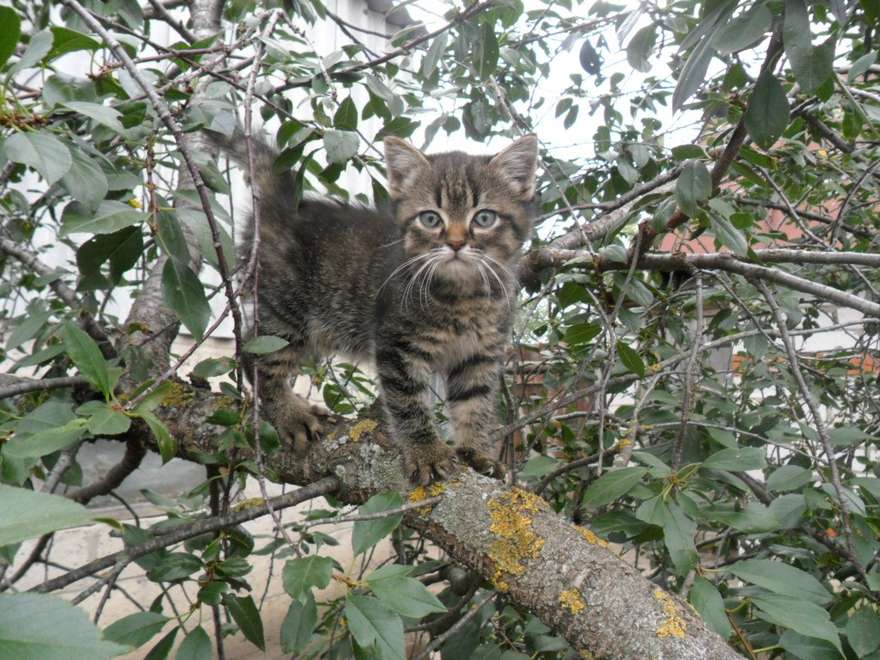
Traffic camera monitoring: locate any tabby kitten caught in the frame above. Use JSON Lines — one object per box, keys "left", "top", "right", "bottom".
{"left": 214, "top": 130, "right": 537, "bottom": 484}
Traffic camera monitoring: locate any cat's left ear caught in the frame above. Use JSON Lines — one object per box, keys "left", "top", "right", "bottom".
{"left": 488, "top": 134, "right": 538, "bottom": 200}
{"left": 384, "top": 137, "right": 431, "bottom": 199}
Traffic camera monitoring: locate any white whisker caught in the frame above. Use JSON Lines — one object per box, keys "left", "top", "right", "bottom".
{"left": 480, "top": 255, "right": 512, "bottom": 308}
{"left": 377, "top": 252, "right": 432, "bottom": 296}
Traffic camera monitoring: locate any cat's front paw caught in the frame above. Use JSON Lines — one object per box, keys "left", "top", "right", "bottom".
{"left": 266, "top": 393, "right": 328, "bottom": 454}
{"left": 456, "top": 446, "right": 507, "bottom": 480}
{"left": 403, "top": 441, "right": 456, "bottom": 485}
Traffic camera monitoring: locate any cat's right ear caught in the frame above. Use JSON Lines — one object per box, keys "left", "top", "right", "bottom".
{"left": 384, "top": 137, "right": 430, "bottom": 199}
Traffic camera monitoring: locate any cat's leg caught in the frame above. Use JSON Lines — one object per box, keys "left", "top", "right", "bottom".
{"left": 445, "top": 352, "right": 506, "bottom": 478}
{"left": 376, "top": 341, "right": 454, "bottom": 485}
{"left": 243, "top": 311, "right": 326, "bottom": 453}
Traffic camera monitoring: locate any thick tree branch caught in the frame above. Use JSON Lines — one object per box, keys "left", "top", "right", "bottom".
{"left": 0, "top": 375, "right": 89, "bottom": 400}
{"left": 522, "top": 248, "right": 880, "bottom": 316}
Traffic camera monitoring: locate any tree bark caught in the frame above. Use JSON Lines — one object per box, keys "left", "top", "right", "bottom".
{"left": 143, "top": 382, "right": 740, "bottom": 659}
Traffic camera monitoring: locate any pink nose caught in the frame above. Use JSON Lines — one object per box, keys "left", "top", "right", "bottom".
{"left": 447, "top": 239, "right": 466, "bottom": 251}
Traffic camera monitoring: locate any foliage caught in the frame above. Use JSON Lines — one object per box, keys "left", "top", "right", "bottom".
{"left": 1, "top": 0, "right": 879, "bottom": 658}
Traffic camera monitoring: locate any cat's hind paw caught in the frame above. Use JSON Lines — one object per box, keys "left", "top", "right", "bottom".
{"left": 403, "top": 441, "right": 456, "bottom": 486}
{"left": 456, "top": 446, "right": 507, "bottom": 480}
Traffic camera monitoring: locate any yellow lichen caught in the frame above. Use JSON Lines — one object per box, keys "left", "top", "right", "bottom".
{"left": 349, "top": 418, "right": 378, "bottom": 442}
{"left": 487, "top": 488, "right": 547, "bottom": 591}
{"left": 559, "top": 588, "right": 586, "bottom": 614}
{"left": 428, "top": 483, "right": 446, "bottom": 497}
{"left": 408, "top": 485, "right": 427, "bottom": 503}
{"left": 160, "top": 381, "right": 190, "bottom": 408}
{"left": 575, "top": 525, "right": 610, "bottom": 548}
{"left": 654, "top": 588, "right": 687, "bottom": 639}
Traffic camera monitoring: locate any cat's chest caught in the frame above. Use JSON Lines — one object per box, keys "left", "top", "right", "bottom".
{"left": 420, "top": 305, "right": 506, "bottom": 366}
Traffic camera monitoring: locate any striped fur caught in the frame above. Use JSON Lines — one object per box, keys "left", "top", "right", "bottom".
{"left": 212, "top": 128, "right": 537, "bottom": 484}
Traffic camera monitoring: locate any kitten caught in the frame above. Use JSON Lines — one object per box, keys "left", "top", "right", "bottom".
{"left": 210, "top": 129, "right": 537, "bottom": 484}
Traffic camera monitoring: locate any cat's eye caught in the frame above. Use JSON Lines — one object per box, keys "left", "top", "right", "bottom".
{"left": 418, "top": 211, "right": 443, "bottom": 229}
{"left": 472, "top": 209, "right": 497, "bottom": 228}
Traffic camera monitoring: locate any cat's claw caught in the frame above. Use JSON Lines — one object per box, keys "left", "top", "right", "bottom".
{"left": 404, "top": 442, "right": 456, "bottom": 486}
{"left": 268, "top": 394, "right": 326, "bottom": 454}
{"left": 456, "top": 447, "right": 508, "bottom": 480}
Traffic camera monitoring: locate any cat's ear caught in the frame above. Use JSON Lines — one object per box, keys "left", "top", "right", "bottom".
{"left": 384, "top": 137, "right": 430, "bottom": 199}
{"left": 488, "top": 134, "right": 538, "bottom": 200}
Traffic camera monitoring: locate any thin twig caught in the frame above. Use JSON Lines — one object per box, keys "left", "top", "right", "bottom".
{"left": 755, "top": 281, "right": 869, "bottom": 586}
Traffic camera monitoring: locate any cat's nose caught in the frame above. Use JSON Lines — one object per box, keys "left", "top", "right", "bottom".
{"left": 447, "top": 239, "right": 466, "bottom": 251}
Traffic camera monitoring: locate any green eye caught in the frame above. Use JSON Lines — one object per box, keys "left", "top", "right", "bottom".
{"left": 472, "top": 209, "right": 497, "bottom": 228}
{"left": 418, "top": 211, "right": 442, "bottom": 229}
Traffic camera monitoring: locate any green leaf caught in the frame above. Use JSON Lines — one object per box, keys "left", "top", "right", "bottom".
{"left": 146, "top": 553, "right": 202, "bottom": 582}
{"left": 139, "top": 411, "right": 177, "bottom": 464}
{"left": 76, "top": 226, "right": 143, "bottom": 283}
{"left": 689, "top": 577, "right": 733, "bottom": 639}
{"left": 0, "top": 484, "right": 95, "bottom": 545}
{"left": 421, "top": 32, "right": 447, "bottom": 78}
{"left": 672, "top": 35, "right": 714, "bottom": 113}
{"left": 845, "top": 607, "right": 880, "bottom": 657}
{"left": 366, "top": 564, "right": 446, "bottom": 617}
{"left": 3, "top": 419, "right": 86, "bottom": 459}
{"left": 745, "top": 70, "right": 790, "bottom": 150}
{"left": 352, "top": 492, "right": 404, "bottom": 556}
{"left": 828, "top": 426, "right": 872, "bottom": 446}
{"left": 61, "top": 200, "right": 145, "bottom": 236}
{"left": 661, "top": 502, "right": 698, "bottom": 575}
{"left": 344, "top": 594, "right": 405, "bottom": 660}
{"left": 784, "top": 0, "right": 833, "bottom": 93}
{"left": 243, "top": 335, "right": 290, "bottom": 354}
{"left": 0, "top": 593, "right": 125, "bottom": 660}
{"left": 476, "top": 23, "right": 499, "bottom": 78}
{"left": 281, "top": 593, "right": 318, "bottom": 654}
{"left": 144, "top": 628, "right": 178, "bottom": 660}
{"left": 156, "top": 211, "right": 191, "bottom": 265}
{"left": 767, "top": 465, "right": 813, "bottom": 492}
{"left": 626, "top": 25, "right": 656, "bottom": 73}
{"left": 708, "top": 212, "right": 748, "bottom": 256}
{"left": 5, "top": 308, "right": 51, "bottom": 351}
{"left": 581, "top": 467, "right": 647, "bottom": 508}
{"left": 712, "top": 5, "right": 771, "bottom": 54}
{"left": 727, "top": 559, "right": 831, "bottom": 604}
{"left": 162, "top": 259, "right": 211, "bottom": 341}
{"left": 702, "top": 447, "right": 766, "bottom": 471}
{"left": 47, "top": 26, "right": 100, "bottom": 60}
{"left": 0, "top": 6, "right": 21, "bottom": 68}
{"left": 779, "top": 631, "right": 841, "bottom": 660}
{"left": 751, "top": 593, "right": 842, "bottom": 654}
{"left": 224, "top": 595, "right": 264, "bottom": 651}
{"left": 12, "top": 28, "right": 52, "bottom": 72}
{"left": 323, "top": 130, "right": 359, "bottom": 163}
{"left": 848, "top": 51, "right": 877, "bottom": 83}
{"left": 61, "top": 146, "right": 109, "bottom": 209}
{"left": 103, "top": 612, "right": 169, "bottom": 649}
{"left": 3, "top": 132, "right": 72, "bottom": 185}
{"left": 333, "top": 97, "right": 358, "bottom": 131}
{"left": 282, "top": 555, "right": 334, "bottom": 601}
{"left": 61, "top": 101, "right": 125, "bottom": 133}
{"left": 675, "top": 160, "right": 711, "bottom": 216}
{"left": 86, "top": 403, "right": 131, "bottom": 436}
{"left": 191, "top": 356, "right": 235, "bottom": 379}
{"left": 615, "top": 340, "right": 645, "bottom": 377}
{"left": 176, "top": 625, "right": 212, "bottom": 660}
{"left": 62, "top": 321, "right": 112, "bottom": 397}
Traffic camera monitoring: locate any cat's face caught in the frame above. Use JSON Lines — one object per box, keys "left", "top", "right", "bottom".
{"left": 384, "top": 136, "right": 537, "bottom": 296}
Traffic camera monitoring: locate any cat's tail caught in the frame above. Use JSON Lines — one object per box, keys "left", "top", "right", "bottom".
{"left": 202, "top": 125, "right": 294, "bottom": 210}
